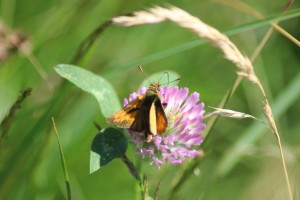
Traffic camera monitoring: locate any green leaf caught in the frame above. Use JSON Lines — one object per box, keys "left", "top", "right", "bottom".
{"left": 139, "top": 70, "right": 180, "bottom": 89}
{"left": 90, "top": 127, "right": 127, "bottom": 173}
{"left": 54, "top": 64, "right": 121, "bottom": 117}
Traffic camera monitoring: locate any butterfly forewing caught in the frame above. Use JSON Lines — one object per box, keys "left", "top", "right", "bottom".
{"left": 107, "top": 94, "right": 145, "bottom": 128}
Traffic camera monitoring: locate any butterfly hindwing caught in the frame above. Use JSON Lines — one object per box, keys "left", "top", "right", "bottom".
{"left": 155, "top": 99, "right": 168, "bottom": 134}
{"left": 149, "top": 101, "right": 157, "bottom": 136}
{"left": 131, "top": 94, "right": 153, "bottom": 133}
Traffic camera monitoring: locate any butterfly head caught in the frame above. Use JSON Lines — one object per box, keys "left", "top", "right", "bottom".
{"left": 149, "top": 81, "right": 161, "bottom": 92}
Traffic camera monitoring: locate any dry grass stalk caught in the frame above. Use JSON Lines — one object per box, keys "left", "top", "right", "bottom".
{"left": 113, "top": 6, "right": 293, "bottom": 200}
{"left": 0, "top": 21, "right": 52, "bottom": 90}
{"left": 0, "top": 21, "right": 31, "bottom": 62}
{"left": 214, "top": 5, "right": 294, "bottom": 197}
{"left": 204, "top": 107, "right": 256, "bottom": 119}
{"left": 113, "top": 6, "right": 258, "bottom": 83}
{"left": 205, "top": 107, "right": 273, "bottom": 133}
{"left": 262, "top": 99, "right": 292, "bottom": 199}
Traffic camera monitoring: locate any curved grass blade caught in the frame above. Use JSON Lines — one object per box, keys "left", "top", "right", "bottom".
{"left": 52, "top": 117, "right": 71, "bottom": 200}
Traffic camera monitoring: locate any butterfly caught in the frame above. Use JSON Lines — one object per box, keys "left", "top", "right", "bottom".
{"left": 106, "top": 81, "right": 168, "bottom": 142}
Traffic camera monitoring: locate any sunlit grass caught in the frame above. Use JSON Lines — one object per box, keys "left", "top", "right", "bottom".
{"left": 0, "top": 0, "right": 299, "bottom": 199}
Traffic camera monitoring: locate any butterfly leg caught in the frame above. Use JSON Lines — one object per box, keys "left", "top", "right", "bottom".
{"left": 145, "top": 132, "right": 153, "bottom": 143}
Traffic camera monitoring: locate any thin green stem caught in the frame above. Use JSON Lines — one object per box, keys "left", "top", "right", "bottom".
{"left": 121, "top": 155, "right": 149, "bottom": 200}
{"left": 52, "top": 117, "right": 71, "bottom": 200}
{"left": 121, "top": 154, "right": 142, "bottom": 185}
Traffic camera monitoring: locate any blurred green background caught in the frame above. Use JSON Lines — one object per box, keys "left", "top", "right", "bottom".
{"left": 0, "top": 0, "right": 300, "bottom": 199}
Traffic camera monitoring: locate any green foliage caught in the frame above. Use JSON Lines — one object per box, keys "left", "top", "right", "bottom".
{"left": 54, "top": 64, "right": 127, "bottom": 174}
{"left": 90, "top": 128, "right": 127, "bottom": 173}
{"left": 0, "top": 0, "right": 300, "bottom": 200}
{"left": 54, "top": 64, "right": 121, "bottom": 117}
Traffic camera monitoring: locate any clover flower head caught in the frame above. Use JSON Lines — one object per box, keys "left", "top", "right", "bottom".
{"left": 125, "top": 86, "right": 205, "bottom": 168}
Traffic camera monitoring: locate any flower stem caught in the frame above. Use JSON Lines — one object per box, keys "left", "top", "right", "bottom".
{"left": 121, "top": 155, "right": 150, "bottom": 200}
{"left": 121, "top": 155, "right": 142, "bottom": 184}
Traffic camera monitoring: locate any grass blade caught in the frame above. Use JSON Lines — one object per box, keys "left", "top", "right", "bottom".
{"left": 52, "top": 117, "right": 71, "bottom": 200}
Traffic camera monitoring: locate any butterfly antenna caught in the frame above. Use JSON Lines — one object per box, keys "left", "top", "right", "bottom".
{"left": 160, "top": 77, "right": 181, "bottom": 86}
{"left": 158, "top": 72, "right": 170, "bottom": 85}
{"left": 159, "top": 71, "right": 180, "bottom": 86}
{"left": 138, "top": 65, "right": 152, "bottom": 84}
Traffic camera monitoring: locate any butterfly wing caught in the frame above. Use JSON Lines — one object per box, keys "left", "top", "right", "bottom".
{"left": 107, "top": 88, "right": 168, "bottom": 142}
{"left": 129, "top": 110, "right": 143, "bottom": 132}
{"left": 106, "top": 94, "right": 145, "bottom": 128}
{"left": 131, "top": 96, "right": 157, "bottom": 142}
{"left": 131, "top": 96, "right": 167, "bottom": 138}
{"left": 130, "top": 95, "right": 151, "bottom": 133}
{"left": 155, "top": 99, "right": 168, "bottom": 135}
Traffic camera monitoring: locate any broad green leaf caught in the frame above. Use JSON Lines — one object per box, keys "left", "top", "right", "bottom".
{"left": 90, "top": 128, "right": 127, "bottom": 173}
{"left": 54, "top": 64, "right": 121, "bottom": 117}
{"left": 139, "top": 70, "right": 180, "bottom": 89}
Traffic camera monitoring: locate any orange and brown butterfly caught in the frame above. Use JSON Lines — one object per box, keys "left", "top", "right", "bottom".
{"left": 106, "top": 68, "right": 172, "bottom": 142}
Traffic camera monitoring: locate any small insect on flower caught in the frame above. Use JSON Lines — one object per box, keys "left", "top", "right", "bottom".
{"left": 127, "top": 86, "right": 205, "bottom": 168}
{"left": 106, "top": 80, "right": 168, "bottom": 142}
